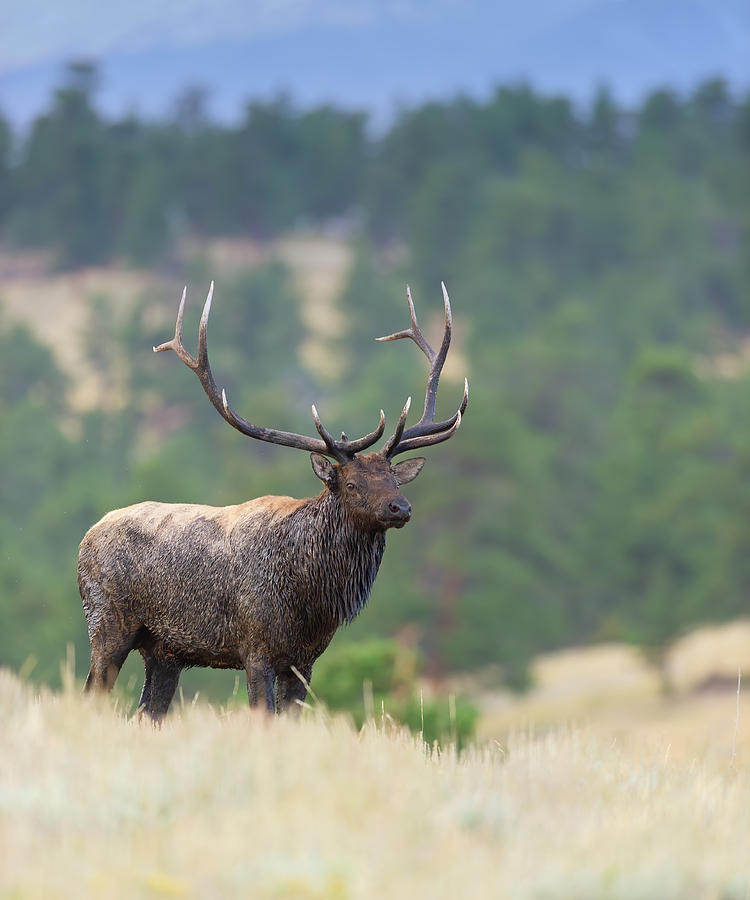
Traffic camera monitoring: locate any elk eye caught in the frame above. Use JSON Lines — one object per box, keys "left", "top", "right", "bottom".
{"left": 346, "top": 482, "right": 356, "bottom": 490}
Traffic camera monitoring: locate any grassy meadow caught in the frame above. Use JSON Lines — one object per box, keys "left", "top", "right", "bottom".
{"left": 3, "top": 625, "right": 750, "bottom": 900}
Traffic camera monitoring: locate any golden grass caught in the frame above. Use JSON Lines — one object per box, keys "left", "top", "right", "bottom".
{"left": 476, "top": 622, "right": 750, "bottom": 767}
{"left": 2, "top": 667, "right": 749, "bottom": 899}
{"left": 669, "top": 621, "right": 750, "bottom": 692}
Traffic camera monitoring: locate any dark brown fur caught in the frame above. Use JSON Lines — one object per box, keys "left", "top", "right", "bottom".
{"left": 79, "top": 452, "right": 424, "bottom": 719}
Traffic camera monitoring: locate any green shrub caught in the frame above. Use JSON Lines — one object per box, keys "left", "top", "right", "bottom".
{"left": 311, "top": 639, "right": 478, "bottom": 748}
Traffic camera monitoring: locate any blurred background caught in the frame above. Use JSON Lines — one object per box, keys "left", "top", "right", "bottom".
{"left": 1, "top": 0, "right": 749, "bottom": 745}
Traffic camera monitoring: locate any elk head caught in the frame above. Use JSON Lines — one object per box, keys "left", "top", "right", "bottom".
{"left": 154, "top": 281, "right": 468, "bottom": 530}
{"left": 309, "top": 451, "right": 424, "bottom": 530}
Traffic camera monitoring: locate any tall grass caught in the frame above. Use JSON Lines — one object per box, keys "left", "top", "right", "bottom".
{"left": 1, "top": 667, "right": 749, "bottom": 899}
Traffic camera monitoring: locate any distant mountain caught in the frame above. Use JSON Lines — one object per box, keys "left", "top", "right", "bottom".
{"left": 1, "top": 0, "right": 747, "bottom": 130}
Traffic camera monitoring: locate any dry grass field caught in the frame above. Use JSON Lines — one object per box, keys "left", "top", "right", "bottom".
{"left": 3, "top": 623, "right": 750, "bottom": 900}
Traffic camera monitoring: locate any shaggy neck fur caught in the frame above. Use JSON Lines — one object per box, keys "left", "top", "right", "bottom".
{"left": 290, "top": 488, "right": 386, "bottom": 627}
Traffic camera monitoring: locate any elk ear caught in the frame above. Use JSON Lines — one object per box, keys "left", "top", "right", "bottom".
{"left": 392, "top": 457, "right": 426, "bottom": 485}
{"left": 311, "top": 452, "right": 336, "bottom": 485}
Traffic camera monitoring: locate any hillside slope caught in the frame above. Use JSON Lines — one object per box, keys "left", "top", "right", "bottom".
{"left": 0, "top": 234, "right": 353, "bottom": 410}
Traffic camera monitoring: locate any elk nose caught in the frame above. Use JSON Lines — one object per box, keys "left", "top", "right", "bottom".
{"left": 389, "top": 497, "right": 412, "bottom": 519}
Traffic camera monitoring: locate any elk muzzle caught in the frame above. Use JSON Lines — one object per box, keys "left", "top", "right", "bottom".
{"left": 384, "top": 494, "right": 412, "bottom": 528}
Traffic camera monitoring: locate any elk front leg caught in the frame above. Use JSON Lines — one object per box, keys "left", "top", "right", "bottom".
{"left": 246, "top": 664, "right": 276, "bottom": 713}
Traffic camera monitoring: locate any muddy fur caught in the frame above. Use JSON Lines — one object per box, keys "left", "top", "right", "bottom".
{"left": 79, "top": 452, "right": 423, "bottom": 719}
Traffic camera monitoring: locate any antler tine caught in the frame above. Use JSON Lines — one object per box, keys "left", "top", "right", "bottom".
{"left": 154, "top": 286, "right": 197, "bottom": 367}
{"left": 418, "top": 280, "right": 453, "bottom": 425}
{"left": 394, "top": 410, "right": 463, "bottom": 455}
{"left": 311, "top": 404, "right": 341, "bottom": 458}
{"left": 459, "top": 376, "right": 469, "bottom": 416}
{"left": 196, "top": 279, "right": 214, "bottom": 368}
{"left": 380, "top": 397, "right": 411, "bottom": 458}
{"left": 378, "top": 283, "right": 468, "bottom": 458}
{"left": 376, "top": 285, "right": 435, "bottom": 362}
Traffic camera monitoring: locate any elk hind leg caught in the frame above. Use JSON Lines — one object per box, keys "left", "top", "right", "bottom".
{"left": 276, "top": 665, "right": 312, "bottom": 713}
{"left": 84, "top": 624, "right": 140, "bottom": 693}
{"left": 80, "top": 572, "right": 140, "bottom": 693}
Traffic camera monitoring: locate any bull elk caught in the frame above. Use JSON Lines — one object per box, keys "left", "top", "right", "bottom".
{"left": 78, "top": 281, "right": 468, "bottom": 720}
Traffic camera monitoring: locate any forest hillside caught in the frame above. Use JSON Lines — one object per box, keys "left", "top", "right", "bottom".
{"left": 0, "top": 64, "right": 748, "bottom": 706}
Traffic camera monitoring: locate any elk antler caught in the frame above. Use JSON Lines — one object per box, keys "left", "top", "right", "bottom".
{"left": 378, "top": 283, "right": 468, "bottom": 458}
{"left": 154, "top": 282, "right": 385, "bottom": 463}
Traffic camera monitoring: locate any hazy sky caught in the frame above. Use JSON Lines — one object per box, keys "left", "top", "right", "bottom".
{"left": 0, "top": 0, "right": 599, "bottom": 72}
{"left": 1, "top": 0, "right": 747, "bottom": 129}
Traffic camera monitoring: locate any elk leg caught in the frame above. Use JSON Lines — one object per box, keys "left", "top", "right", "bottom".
{"left": 246, "top": 665, "right": 276, "bottom": 713}
{"left": 141, "top": 663, "right": 182, "bottom": 722}
{"left": 276, "top": 665, "right": 311, "bottom": 712}
{"left": 84, "top": 627, "right": 139, "bottom": 693}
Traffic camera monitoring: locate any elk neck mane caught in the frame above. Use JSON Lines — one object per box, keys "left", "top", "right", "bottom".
{"left": 291, "top": 488, "right": 386, "bottom": 626}
{"left": 238, "top": 486, "right": 387, "bottom": 628}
